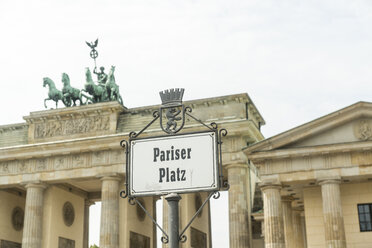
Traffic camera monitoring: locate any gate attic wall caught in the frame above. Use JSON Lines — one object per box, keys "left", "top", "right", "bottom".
{"left": 0, "top": 93, "right": 265, "bottom": 248}
{"left": 0, "top": 93, "right": 264, "bottom": 186}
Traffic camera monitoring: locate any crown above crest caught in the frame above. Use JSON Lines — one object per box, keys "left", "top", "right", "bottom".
{"left": 159, "top": 88, "right": 185, "bottom": 106}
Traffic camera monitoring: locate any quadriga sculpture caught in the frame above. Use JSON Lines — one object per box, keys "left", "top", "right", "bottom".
{"left": 43, "top": 66, "right": 124, "bottom": 108}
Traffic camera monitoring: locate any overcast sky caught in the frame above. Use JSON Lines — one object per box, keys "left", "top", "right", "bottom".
{"left": 1, "top": 0, "right": 372, "bottom": 247}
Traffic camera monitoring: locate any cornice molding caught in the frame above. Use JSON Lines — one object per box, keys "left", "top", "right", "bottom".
{"left": 0, "top": 133, "right": 126, "bottom": 161}
{"left": 247, "top": 140, "right": 372, "bottom": 162}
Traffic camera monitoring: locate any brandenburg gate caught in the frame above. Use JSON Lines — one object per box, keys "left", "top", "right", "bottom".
{"left": 0, "top": 92, "right": 264, "bottom": 248}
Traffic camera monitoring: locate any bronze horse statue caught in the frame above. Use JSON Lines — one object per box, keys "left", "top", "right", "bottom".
{"left": 61, "top": 73, "right": 90, "bottom": 106}
{"left": 43, "top": 77, "right": 64, "bottom": 108}
{"left": 105, "top": 66, "right": 123, "bottom": 105}
{"left": 82, "top": 67, "right": 108, "bottom": 103}
{"left": 43, "top": 66, "right": 123, "bottom": 108}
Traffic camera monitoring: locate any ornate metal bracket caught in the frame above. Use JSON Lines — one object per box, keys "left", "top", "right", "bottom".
{"left": 119, "top": 192, "right": 170, "bottom": 244}
{"left": 178, "top": 191, "right": 221, "bottom": 243}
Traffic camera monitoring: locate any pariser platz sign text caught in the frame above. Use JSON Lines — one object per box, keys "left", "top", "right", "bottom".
{"left": 129, "top": 131, "right": 218, "bottom": 196}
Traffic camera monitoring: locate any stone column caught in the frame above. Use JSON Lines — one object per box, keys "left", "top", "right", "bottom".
{"left": 100, "top": 176, "right": 121, "bottom": 248}
{"left": 227, "top": 163, "right": 250, "bottom": 248}
{"left": 292, "top": 209, "right": 305, "bottom": 248}
{"left": 319, "top": 179, "right": 346, "bottom": 248}
{"left": 261, "top": 183, "right": 285, "bottom": 248}
{"left": 22, "top": 182, "right": 47, "bottom": 248}
{"left": 162, "top": 196, "right": 169, "bottom": 248}
{"left": 281, "top": 196, "right": 295, "bottom": 248}
{"left": 83, "top": 200, "right": 95, "bottom": 248}
{"left": 153, "top": 197, "right": 158, "bottom": 248}
{"left": 300, "top": 214, "right": 308, "bottom": 248}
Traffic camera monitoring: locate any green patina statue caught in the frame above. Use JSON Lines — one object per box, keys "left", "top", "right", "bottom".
{"left": 82, "top": 66, "right": 123, "bottom": 105}
{"left": 43, "top": 66, "right": 123, "bottom": 108}
{"left": 105, "top": 66, "right": 123, "bottom": 105}
{"left": 43, "top": 39, "right": 123, "bottom": 108}
{"left": 83, "top": 67, "right": 108, "bottom": 103}
{"left": 43, "top": 77, "right": 64, "bottom": 109}
{"left": 93, "top": 66, "right": 108, "bottom": 86}
{"left": 61, "top": 73, "right": 90, "bottom": 107}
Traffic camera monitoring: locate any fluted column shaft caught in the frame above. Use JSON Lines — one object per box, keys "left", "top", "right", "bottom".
{"left": 292, "top": 209, "right": 305, "bottom": 248}
{"left": 22, "top": 183, "right": 47, "bottom": 248}
{"left": 84, "top": 200, "right": 95, "bottom": 248}
{"left": 281, "top": 197, "right": 295, "bottom": 248}
{"left": 100, "top": 176, "right": 120, "bottom": 248}
{"left": 261, "top": 184, "right": 285, "bottom": 248}
{"left": 319, "top": 179, "right": 346, "bottom": 248}
{"left": 227, "top": 163, "right": 250, "bottom": 248}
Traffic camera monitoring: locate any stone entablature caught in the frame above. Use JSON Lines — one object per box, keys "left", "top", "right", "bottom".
{"left": 0, "top": 135, "right": 125, "bottom": 186}
{"left": 0, "top": 149, "right": 124, "bottom": 176}
{"left": 24, "top": 101, "right": 125, "bottom": 143}
{"left": 0, "top": 93, "right": 265, "bottom": 187}
{"left": 245, "top": 102, "right": 372, "bottom": 182}
{"left": 117, "top": 93, "right": 265, "bottom": 137}
{"left": 0, "top": 123, "right": 28, "bottom": 148}
{"left": 249, "top": 142, "right": 372, "bottom": 180}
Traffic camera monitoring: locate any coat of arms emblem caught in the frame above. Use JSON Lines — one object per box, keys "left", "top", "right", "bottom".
{"left": 159, "top": 88, "right": 185, "bottom": 134}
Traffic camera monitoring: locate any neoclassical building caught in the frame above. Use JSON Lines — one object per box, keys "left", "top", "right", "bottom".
{"left": 245, "top": 102, "right": 372, "bottom": 248}
{"left": 0, "top": 93, "right": 264, "bottom": 248}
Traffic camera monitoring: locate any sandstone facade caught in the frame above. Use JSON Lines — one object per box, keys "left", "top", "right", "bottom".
{"left": 245, "top": 102, "right": 372, "bottom": 248}
{"left": 0, "top": 93, "right": 264, "bottom": 248}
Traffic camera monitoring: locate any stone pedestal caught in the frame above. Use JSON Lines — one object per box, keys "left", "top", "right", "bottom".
{"left": 261, "top": 183, "right": 284, "bottom": 248}
{"left": 100, "top": 176, "right": 121, "bottom": 248}
{"left": 22, "top": 182, "right": 47, "bottom": 248}
{"left": 84, "top": 200, "right": 95, "bottom": 248}
{"left": 227, "top": 163, "right": 250, "bottom": 248}
{"left": 319, "top": 179, "right": 346, "bottom": 248}
{"left": 292, "top": 209, "right": 304, "bottom": 248}
{"left": 281, "top": 196, "right": 295, "bottom": 248}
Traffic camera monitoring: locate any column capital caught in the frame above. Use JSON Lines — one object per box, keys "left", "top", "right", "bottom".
{"left": 85, "top": 199, "right": 95, "bottom": 207}
{"left": 259, "top": 178, "right": 282, "bottom": 191}
{"left": 281, "top": 195, "right": 295, "bottom": 202}
{"left": 97, "top": 173, "right": 122, "bottom": 182}
{"left": 165, "top": 193, "right": 182, "bottom": 202}
{"left": 317, "top": 177, "right": 341, "bottom": 186}
{"left": 225, "top": 162, "right": 247, "bottom": 170}
{"left": 22, "top": 180, "right": 47, "bottom": 189}
{"left": 260, "top": 183, "right": 282, "bottom": 191}
{"left": 292, "top": 206, "right": 304, "bottom": 212}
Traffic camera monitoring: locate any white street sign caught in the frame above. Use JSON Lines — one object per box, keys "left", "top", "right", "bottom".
{"left": 130, "top": 131, "right": 218, "bottom": 196}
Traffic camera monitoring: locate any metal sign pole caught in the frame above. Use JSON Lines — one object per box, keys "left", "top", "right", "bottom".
{"left": 165, "top": 193, "right": 182, "bottom": 248}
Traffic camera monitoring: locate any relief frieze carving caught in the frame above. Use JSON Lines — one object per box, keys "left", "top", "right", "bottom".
{"left": 354, "top": 119, "right": 372, "bottom": 141}
{"left": 109, "top": 149, "right": 124, "bottom": 164}
{"left": 261, "top": 152, "right": 354, "bottom": 175}
{"left": 34, "top": 115, "right": 110, "bottom": 139}
{"left": 0, "top": 150, "right": 124, "bottom": 176}
{"left": 72, "top": 154, "right": 85, "bottom": 168}
{"left": 36, "top": 158, "right": 48, "bottom": 171}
